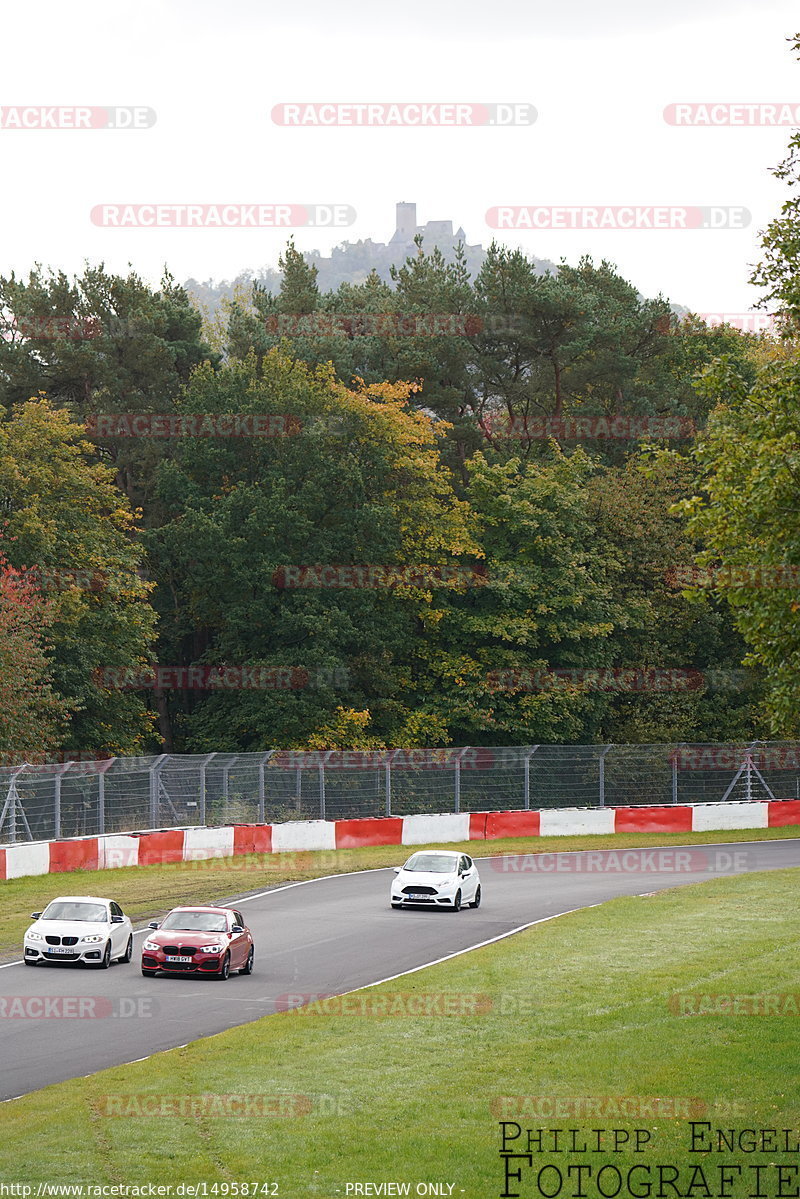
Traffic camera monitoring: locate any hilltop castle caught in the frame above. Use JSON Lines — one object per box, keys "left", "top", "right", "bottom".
{"left": 303, "top": 201, "right": 486, "bottom": 289}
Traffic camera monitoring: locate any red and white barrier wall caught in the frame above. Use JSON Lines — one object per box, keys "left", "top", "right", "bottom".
{"left": 0, "top": 799, "right": 798, "bottom": 882}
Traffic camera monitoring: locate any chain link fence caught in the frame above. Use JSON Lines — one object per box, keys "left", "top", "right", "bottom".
{"left": 1, "top": 741, "right": 798, "bottom": 844}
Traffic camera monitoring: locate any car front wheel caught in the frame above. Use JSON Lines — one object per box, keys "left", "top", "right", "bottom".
{"left": 97, "top": 941, "right": 112, "bottom": 969}
{"left": 240, "top": 947, "right": 254, "bottom": 975}
{"left": 119, "top": 935, "right": 133, "bottom": 963}
{"left": 217, "top": 953, "right": 230, "bottom": 980}
{"left": 471, "top": 885, "right": 482, "bottom": 909}
{"left": 452, "top": 889, "right": 462, "bottom": 912}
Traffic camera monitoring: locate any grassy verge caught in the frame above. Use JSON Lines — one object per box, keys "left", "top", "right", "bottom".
{"left": 1, "top": 868, "right": 800, "bottom": 1194}
{"left": 1, "top": 824, "right": 799, "bottom": 961}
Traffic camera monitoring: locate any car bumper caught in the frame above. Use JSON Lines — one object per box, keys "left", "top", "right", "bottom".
{"left": 141, "top": 953, "right": 225, "bottom": 973}
{"left": 24, "top": 943, "right": 108, "bottom": 964}
{"left": 391, "top": 892, "right": 458, "bottom": 906}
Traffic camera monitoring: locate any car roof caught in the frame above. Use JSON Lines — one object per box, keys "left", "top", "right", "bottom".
{"left": 46, "top": 895, "right": 112, "bottom": 904}
{"left": 407, "top": 850, "right": 460, "bottom": 859}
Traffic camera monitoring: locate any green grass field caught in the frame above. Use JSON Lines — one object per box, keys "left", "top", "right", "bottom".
{"left": 1, "top": 853, "right": 800, "bottom": 1196}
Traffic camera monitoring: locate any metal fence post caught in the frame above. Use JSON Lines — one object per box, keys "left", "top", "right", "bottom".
{"left": 318, "top": 763, "right": 325, "bottom": 820}
{"left": 198, "top": 753, "right": 216, "bottom": 826}
{"left": 221, "top": 756, "right": 239, "bottom": 825}
{"left": 97, "top": 762, "right": 107, "bottom": 835}
{"left": 53, "top": 771, "right": 61, "bottom": 841}
{"left": 672, "top": 751, "right": 678, "bottom": 805}
{"left": 598, "top": 745, "right": 613, "bottom": 807}
{"left": 384, "top": 750, "right": 393, "bottom": 817}
{"left": 454, "top": 747, "right": 470, "bottom": 814}
{"left": 524, "top": 746, "right": 539, "bottom": 810}
{"left": 149, "top": 754, "right": 167, "bottom": 828}
{"left": 257, "top": 751, "right": 275, "bottom": 823}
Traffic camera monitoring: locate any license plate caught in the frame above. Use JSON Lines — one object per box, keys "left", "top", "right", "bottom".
{"left": 407, "top": 893, "right": 429, "bottom": 900}
{"left": 46, "top": 946, "right": 75, "bottom": 954}
{"left": 165, "top": 954, "right": 191, "bottom": 962}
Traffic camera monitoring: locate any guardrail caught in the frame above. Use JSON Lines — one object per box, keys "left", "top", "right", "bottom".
{"left": 2, "top": 795, "right": 798, "bottom": 881}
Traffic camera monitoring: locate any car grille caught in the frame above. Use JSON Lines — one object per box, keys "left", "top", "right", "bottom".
{"left": 164, "top": 960, "right": 197, "bottom": 970}
{"left": 44, "top": 951, "right": 79, "bottom": 960}
{"left": 45, "top": 935, "right": 79, "bottom": 946}
{"left": 401, "top": 886, "right": 437, "bottom": 895}
{"left": 162, "top": 945, "right": 197, "bottom": 955}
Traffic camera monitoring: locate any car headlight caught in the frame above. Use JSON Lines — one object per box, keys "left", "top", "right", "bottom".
{"left": 200, "top": 944, "right": 224, "bottom": 953}
{"left": 143, "top": 940, "right": 160, "bottom": 952}
{"left": 26, "top": 931, "right": 43, "bottom": 941}
{"left": 81, "top": 934, "right": 104, "bottom": 943}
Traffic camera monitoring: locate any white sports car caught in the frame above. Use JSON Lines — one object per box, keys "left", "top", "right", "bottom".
{"left": 23, "top": 895, "right": 134, "bottom": 968}
{"left": 390, "top": 850, "right": 481, "bottom": 911}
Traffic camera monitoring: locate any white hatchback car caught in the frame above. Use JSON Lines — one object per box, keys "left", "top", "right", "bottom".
{"left": 23, "top": 895, "right": 134, "bottom": 968}
{"left": 390, "top": 850, "right": 481, "bottom": 911}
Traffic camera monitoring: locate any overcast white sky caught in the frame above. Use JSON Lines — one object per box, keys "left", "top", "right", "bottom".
{"left": 2, "top": 0, "right": 798, "bottom": 315}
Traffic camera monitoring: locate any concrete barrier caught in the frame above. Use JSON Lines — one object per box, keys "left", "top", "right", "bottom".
{"left": 539, "top": 809, "right": 616, "bottom": 837}
{"left": 183, "top": 826, "right": 235, "bottom": 860}
{"left": 692, "top": 801, "right": 769, "bottom": 832}
{"left": 1, "top": 797, "right": 796, "bottom": 882}
{"left": 401, "top": 813, "right": 471, "bottom": 845}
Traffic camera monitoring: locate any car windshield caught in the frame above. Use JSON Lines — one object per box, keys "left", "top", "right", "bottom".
{"left": 41, "top": 901, "right": 107, "bottom": 922}
{"left": 159, "top": 911, "right": 229, "bottom": 933}
{"left": 404, "top": 854, "right": 456, "bottom": 873}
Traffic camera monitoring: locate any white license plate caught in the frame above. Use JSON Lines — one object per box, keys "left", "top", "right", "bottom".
{"left": 407, "top": 893, "right": 429, "bottom": 900}
{"left": 165, "top": 954, "right": 191, "bottom": 962}
{"left": 47, "top": 946, "right": 76, "bottom": 954}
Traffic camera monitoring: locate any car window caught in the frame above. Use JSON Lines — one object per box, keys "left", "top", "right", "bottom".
{"left": 404, "top": 853, "right": 457, "bottom": 873}
{"left": 464, "top": 856, "right": 473, "bottom": 870}
{"left": 233, "top": 911, "right": 245, "bottom": 927}
{"left": 41, "top": 901, "right": 108, "bottom": 922}
{"left": 160, "top": 911, "right": 229, "bottom": 932}
{"left": 110, "top": 902, "right": 123, "bottom": 917}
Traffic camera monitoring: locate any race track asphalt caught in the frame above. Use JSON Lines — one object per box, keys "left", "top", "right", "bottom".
{"left": 1, "top": 838, "right": 798, "bottom": 1101}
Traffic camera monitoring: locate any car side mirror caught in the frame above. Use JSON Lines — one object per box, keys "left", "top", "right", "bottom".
{"left": 231, "top": 924, "right": 245, "bottom": 934}
{"left": 31, "top": 912, "right": 42, "bottom": 919}
{"left": 392, "top": 867, "right": 401, "bottom": 874}
{"left": 148, "top": 921, "right": 160, "bottom": 929}
{"left": 111, "top": 915, "right": 124, "bottom": 923}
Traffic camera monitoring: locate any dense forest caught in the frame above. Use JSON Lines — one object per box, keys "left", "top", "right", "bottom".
{"left": 1, "top": 119, "right": 799, "bottom": 761}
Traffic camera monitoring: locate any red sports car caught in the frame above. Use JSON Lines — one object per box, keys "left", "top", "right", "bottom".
{"left": 141, "top": 905, "right": 254, "bottom": 979}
